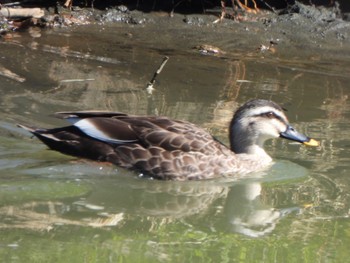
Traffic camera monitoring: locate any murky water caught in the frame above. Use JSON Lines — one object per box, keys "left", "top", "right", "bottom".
{"left": 1, "top": 16, "right": 350, "bottom": 262}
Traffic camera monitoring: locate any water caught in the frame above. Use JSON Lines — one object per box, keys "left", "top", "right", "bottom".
{"left": 0, "top": 17, "right": 350, "bottom": 262}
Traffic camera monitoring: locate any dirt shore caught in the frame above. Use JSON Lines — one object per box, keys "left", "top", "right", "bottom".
{"left": 88, "top": 1, "right": 350, "bottom": 57}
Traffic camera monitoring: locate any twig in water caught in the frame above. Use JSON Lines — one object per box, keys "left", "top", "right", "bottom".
{"left": 0, "top": 65, "right": 25, "bottom": 82}
{"left": 146, "top": 56, "right": 169, "bottom": 95}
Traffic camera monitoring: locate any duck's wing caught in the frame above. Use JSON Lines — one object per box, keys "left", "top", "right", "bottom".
{"left": 72, "top": 117, "right": 139, "bottom": 144}
{"left": 51, "top": 111, "right": 139, "bottom": 144}
{"left": 66, "top": 114, "right": 220, "bottom": 153}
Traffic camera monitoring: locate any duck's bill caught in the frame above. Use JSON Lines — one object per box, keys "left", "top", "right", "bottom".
{"left": 302, "top": 138, "right": 320, "bottom": 147}
{"left": 280, "top": 125, "right": 319, "bottom": 147}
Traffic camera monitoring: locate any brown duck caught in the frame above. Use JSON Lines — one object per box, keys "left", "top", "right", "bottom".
{"left": 18, "top": 99, "right": 318, "bottom": 180}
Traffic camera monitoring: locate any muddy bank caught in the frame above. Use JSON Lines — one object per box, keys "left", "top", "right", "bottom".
{"left": 53, "top": 1, "right": 350, "bottom": 57}
{"left": 1, "top": 1, "right": 349, "bottom": 42}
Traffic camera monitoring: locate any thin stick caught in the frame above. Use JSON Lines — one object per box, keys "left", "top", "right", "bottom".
{"left": 146, "top": 56, "right": 169, "bottom": 94}
{"left": 260, "top": 0, "right": 277, "bottom": 13}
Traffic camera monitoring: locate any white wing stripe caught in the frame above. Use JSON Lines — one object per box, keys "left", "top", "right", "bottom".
{"left": 74, "top": 119, "right": 136, "bottom": 144}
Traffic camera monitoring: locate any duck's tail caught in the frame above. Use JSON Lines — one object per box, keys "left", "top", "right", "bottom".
{"left": 17, "top": 123, "right": 119, "bottom": 163}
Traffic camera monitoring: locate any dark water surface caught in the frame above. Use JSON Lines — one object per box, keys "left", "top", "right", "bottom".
{"left": 1, "top": 17, "right": 350, "bottom": 262}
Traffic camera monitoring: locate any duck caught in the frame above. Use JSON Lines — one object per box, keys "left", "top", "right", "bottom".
{"left": 18, "top": 99, "right": 319, "bottom": 180}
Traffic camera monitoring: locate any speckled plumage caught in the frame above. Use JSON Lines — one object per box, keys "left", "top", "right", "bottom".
{"left": 18, "top": 99, "right": 314, "bottom": 180}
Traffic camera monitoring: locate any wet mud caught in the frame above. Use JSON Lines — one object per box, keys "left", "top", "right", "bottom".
{"left": 49, "top": 1, "right": 350, "bottom": 55}
{"left": 96, "top": 2, "right": 350, "bottom": 60}
{"left": 1, "top": 1, "right": 350, "bottom": 57}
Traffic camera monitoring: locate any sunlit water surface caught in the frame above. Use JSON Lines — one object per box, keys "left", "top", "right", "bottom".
{"left": 0, "top": 18, "right": 350, "bottom": 262}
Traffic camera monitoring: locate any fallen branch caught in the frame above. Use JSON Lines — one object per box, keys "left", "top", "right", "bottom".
{"left": 0, "top": 8, "right": 44, "bottom": 18}
{"left": 146, "top": 56, "right": 169, "bottom": 94}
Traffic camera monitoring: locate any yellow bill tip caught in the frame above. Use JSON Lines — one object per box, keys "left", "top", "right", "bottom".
{"left": 303, "top": 138, "right": 320, "bottom": 147}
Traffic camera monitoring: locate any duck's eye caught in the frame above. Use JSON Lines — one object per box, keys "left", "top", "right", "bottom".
{"left": 263, "top": 112, "right": 275, "bottom": 118}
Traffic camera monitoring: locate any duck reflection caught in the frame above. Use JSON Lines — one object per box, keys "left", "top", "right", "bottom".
{"left": 79, "top": 178, "right": 229, "bottom": 219}
{"left": 224, "top": 182, "right": 300, "bottom": 237}
{"left": 0, "top": 171, "right": 301, "bottom": 235}
{"left": 70, "top": 169, "right": 303, "bottom": 238}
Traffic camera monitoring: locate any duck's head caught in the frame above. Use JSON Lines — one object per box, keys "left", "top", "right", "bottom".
{"left": 229, "top": 99, "right": 318, "bottom": 156}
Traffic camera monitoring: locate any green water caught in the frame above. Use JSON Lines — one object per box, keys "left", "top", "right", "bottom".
{"left": 0, "top": 18, "right": 350, "bottom": 262}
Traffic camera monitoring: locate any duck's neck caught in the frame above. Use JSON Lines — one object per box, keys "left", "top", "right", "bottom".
{"left": 230, "top": 133, "right": 272, "bottom": 163}
{"left": 240, "top": 145, "right": 272, "bottom": 162}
